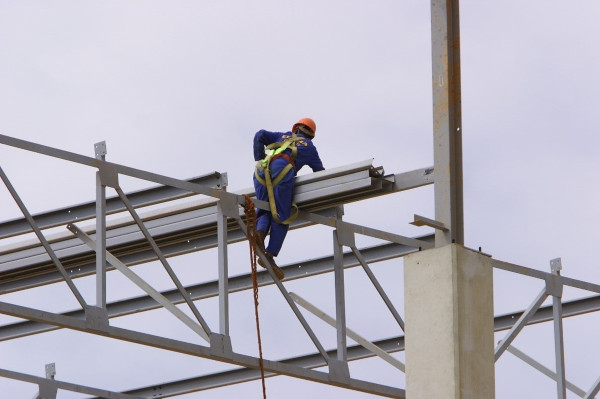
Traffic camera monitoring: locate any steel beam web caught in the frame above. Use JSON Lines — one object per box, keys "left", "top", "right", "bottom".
{"left": 234, "top": 218, "right": 331, "bottom": 365}
{"left": 0, "top": 165, "right": 88, "bottom": 309}
{"left": 494, "top": 287, "right": 548, "bottom": 361}
{"left": 114, "top": 186, "right": 212, "bottom": 337}
{"left": 350, "top": 246, "right": 405, "bottom": 331}
{"left": 0, "top": 300, "right": 405, "bottom": 398}
{"left": 68, "top": 224, "right": 210, "bottom": 342}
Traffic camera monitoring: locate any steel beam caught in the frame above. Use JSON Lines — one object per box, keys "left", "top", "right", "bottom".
{"left": 0, "top": 173, "right": 226, "bottom": 241}
{"left": 0, "top": 239, "right": 431, "bottom": 341}
{"left": 0, "top": 300, "right": 405, "bottom": 398}
{"left": 431, "top": 0, "right": 464, "bottom": 246}
{"left": 1, "top": 161, "right": 432, "bottom": 293}
{"left": 0, "top": 368, "right": 143, "bottom": 399}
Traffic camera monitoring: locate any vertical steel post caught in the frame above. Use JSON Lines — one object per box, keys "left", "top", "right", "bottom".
{"left": 550, "top": 258, "right": 567, "bottom": 399}
{"left": 431, "top": 0, "right": 464, "bottom": 246}
{"left": 217, "top": 202, "right": 229, "bottom": 335}
{"left": 333, "top": 230, "right": 347, "bottom": 363}
{"left": 94, "top": 141, "right": 107, "bottom": 309}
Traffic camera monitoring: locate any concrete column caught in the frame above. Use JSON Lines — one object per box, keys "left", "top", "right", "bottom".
{"left": 404, "top": 244, "right": 494, "bottom": 399}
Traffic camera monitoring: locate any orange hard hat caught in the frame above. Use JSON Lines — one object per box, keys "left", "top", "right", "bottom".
{"left": 292, "top": 117, "right": 316, "bottom": 136}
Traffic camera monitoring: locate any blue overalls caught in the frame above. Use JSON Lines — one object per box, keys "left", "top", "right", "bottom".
{"left": 253, "top": 129, "right": 324, "bottom": 256}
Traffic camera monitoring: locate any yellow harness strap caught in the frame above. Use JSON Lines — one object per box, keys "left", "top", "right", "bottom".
{"left": 254, "top": 133, "right": 302, "bottom": 225}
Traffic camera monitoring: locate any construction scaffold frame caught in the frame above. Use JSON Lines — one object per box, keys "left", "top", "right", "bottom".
{"left": 1, "top": 133, "right": 600, "bottom": 399}
{"left": 1, "top": 1, "right": 599, "bottom": 398}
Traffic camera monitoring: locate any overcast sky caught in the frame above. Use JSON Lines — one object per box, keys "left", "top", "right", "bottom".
{"left": 1, "top": 1, "right": 600, "bottom": 398}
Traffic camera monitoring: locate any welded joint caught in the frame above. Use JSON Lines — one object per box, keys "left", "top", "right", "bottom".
{"left": 218, "top": 193, "right": 241, "bottom": 218}
{"left": 36, "top": 364, "right": 58, "bottom": 399}
{"left": 410, "top": 214, "right": 448, "bottom": 231}
{"left": 36, "top": 380, "right": 58, "bottom": 399}
{"left": 97, "top": 162, "right": 119, "bottom": 188}
{"left": 546, "top": 258, "right": 564, "bottom": 298}
{"left": 335, "top": 221, "right": 355, "bottom": 248}
{"left": 328, "top": 359, "right": 350, "bottom": 383}
{"left": 84, "top": 306, "right": 109, "bottom": 331}
{"left": 545, "top": 275, "right": 564, "bottom": 298}
{"left": 209, "top": 333, "right": 233, "bottom": 359}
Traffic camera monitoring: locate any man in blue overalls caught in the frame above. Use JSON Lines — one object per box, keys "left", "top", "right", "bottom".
{"left": 253, "top": 118, "right": 324, "bottom": 279}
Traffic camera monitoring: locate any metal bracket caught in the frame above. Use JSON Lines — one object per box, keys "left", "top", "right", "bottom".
{"left": 94, "top": 141, "right": 107, "bottom": 159}
{"left": 410, "top": 214, "right": 448, "bottom": 231}
{"left": 550, "top": 257, "right": 562, "bottom": 274}
{"left": 45, "top": 363, "right": 56, "bottom": 380}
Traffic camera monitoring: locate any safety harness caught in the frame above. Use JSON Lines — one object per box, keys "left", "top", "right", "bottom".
{"left": 254, "top": 132, "right": 304, "bottom": 225}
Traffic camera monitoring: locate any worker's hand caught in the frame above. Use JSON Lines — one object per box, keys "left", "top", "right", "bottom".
{"left": 255, "top": 161, "right": 264, "bottom": 172}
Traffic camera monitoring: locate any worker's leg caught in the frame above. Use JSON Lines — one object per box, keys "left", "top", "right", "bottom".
{"left": 265, "top": 170, "right": 295, "bottom": 256}
{"left": 253, "top": 173, "right": 271, "bottom": 235}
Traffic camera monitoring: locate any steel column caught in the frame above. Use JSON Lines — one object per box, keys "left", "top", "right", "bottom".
{"left": 217, "top": 202, "right": 229, "bottom": 335}
{"left": 431, "top": 0, "right": 464, "bottom": 246}
{"left": 94, "top": 142, "right": 107, "bottom": 309}
{"left": 549, "top": 258, "right": 567, "bottom": 399}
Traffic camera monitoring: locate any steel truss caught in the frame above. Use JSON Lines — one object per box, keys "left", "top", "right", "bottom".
{"left": 1, "top": 1, "right": 599, "bottom": 397}
{"left": 1, "top": 134, "right": 600, "bottom": 399}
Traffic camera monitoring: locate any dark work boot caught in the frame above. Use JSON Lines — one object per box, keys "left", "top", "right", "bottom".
{"left": 258, "top": 251, "right": 285, "bottom": 280}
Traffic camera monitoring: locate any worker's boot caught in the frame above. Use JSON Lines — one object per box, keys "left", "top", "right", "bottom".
{"left": 258, "top": 251, "right": 285, "bottom": 280}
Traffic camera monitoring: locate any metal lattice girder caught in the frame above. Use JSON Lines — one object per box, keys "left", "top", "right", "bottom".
{"left": 0, "top": 160, "right": 434, "bottom": 294}
{"left": 88, "top": 289, "right": 600, "bottom": 399}
{"left": 0, "top": 173, "right": 227, "bottom": 241}
{"left": 0, "top": 238, "right": 432, "bottom": 341}
{"left": 0, "top": 300, "right": 406, "bottom": 399}
{"left": 113, "top": 337, "right": 408, "bottom": 399}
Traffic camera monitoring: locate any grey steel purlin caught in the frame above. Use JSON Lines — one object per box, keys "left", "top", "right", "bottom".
{"left": 431, "top": 0, "right": 464, "bottom": 246}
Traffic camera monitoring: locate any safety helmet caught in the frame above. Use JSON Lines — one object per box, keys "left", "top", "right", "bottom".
{"left": 292, "top": 117, "right": 316, "bottom": 138}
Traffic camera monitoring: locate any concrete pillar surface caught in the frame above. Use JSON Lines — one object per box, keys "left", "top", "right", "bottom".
{"left": 404, "top": 244, "right": 494, "bottom": 399}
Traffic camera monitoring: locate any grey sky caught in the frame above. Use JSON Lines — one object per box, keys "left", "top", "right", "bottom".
{"left": 1, "top": 1, "right": 600, "bottom": 398}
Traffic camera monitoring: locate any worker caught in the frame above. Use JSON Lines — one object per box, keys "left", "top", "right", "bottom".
{"left": 253, "top": 117, "right": 324, "bottom": 279}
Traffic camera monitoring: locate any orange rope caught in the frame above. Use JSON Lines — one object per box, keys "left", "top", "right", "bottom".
{"left": 243, "top": 194, "right": 267, "bottom": 399}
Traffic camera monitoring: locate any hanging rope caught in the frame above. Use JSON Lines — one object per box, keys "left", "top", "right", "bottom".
{"left": 243, "top": 194, "right": 267, "bottom": 399}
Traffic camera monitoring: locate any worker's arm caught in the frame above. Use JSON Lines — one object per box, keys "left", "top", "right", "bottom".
{"left": 308, "top": 146, "right": 324, "bottom": 172}
{"left": 253, "top": 130, "right": 281, "bottom": 161}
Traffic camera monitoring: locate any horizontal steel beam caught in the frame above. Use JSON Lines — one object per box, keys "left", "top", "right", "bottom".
{"left": 0, "top": 163, "right": 433, "bottom": 293}
{"left": 117, "top": 337, "right": 407, "bottom": 398}
{"left": 493, "top": 259, "right": 600, "bottom": 294}
{"left": 0, "top": 368, "right": 143, "bottom": 399}
{"left": 0, "top": 134, "right": 224, "bottom": 198}
{"left": 111, "top": 292, "right": 600, "bottom": 398}
{"left": 0, "top": 238, "right": 432, "bottom": 341}
{"left": 0, "top": 173, "right": 227, "bottom": 240}
{"left": 0, "top": 300, "right": 405, "bottom": 398}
